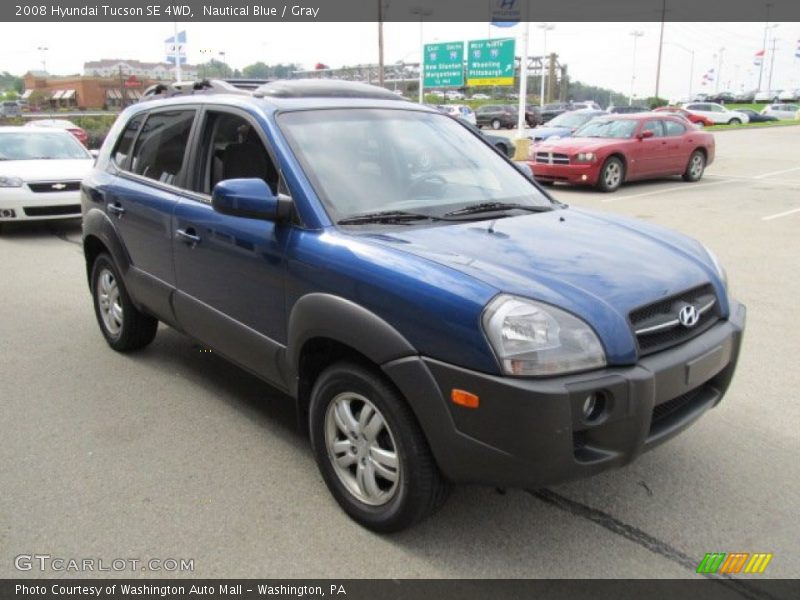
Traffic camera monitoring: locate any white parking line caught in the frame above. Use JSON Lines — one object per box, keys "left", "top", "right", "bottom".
{"left": 761, "top": 207, "right": 800, "bottom": 221}
{"left": 754, "top": 166, "right": 800, "bottom": 179}
{"left": 705, "top": 173, "right": 800, "bottom": 186}
{"left": 600, "top": 179, "right": 736, "bottom": 203}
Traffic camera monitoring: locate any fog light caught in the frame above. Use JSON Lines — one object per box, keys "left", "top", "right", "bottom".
{"left": 0, "top": 209, "right": 16, "bottom": 218}
{"left": 581, "top": 174, "right": 588, "bottom": 181}
{"left": 582, "top": 392, "right": 605, "bottom": 423}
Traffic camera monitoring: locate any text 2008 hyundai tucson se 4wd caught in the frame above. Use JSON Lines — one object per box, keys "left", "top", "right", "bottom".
{"left": 82, "top": 80, "right": 745, "bottom": 532}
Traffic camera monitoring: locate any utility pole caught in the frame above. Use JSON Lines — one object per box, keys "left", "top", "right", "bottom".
{"left": 715, "top": 48, "right": 725, "bottom": 93}
{"left": 757, "top": 3, "right": 773, "bottom": 91}
{"left": 537, "top": 23, "right": 555, "bottom": 108}
{"left": 629, "top": 30, "right": 644, "bottom": 105}
{"left": 173, "top": 22, "right": 182, "bottom": 81}
{"left": 516, "top": 14, "right": 530, "bottom": 136}
{"left": 37, "top": 46, "right": 48, "bottom": 73}
{"left": 377, "top": 0, "right": 384, "bottom": 87}
{"left": 654, "top": 0, "right": 666, "bottom": 100}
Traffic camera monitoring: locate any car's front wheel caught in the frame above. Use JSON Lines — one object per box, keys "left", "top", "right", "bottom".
{"left": 683, "top": 150, "right": 706, "bottom": 182}
{"left": 728, "top": 118, "right": 741, "bottom": 125}
{"left": 309, "top": 361, "right": 449, "bottom": 532}
{"left": 491, "top": 119, "right": 501, "bottom": 130}
{"left": 91, "top": 253, "right": 158, "bottom": 351}
{"left": 596, "top": 156, "right": 624, "bottom": 192}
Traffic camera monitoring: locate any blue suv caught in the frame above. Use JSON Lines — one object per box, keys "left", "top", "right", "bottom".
{"left": 82, "top": 80, "right": 745, "bottom": 532}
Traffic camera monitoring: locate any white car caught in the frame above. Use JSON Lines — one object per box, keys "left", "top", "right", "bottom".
{"left": 777, "top": 89, "right": 800, "bottom": 102}
{"left": 444, "top": 90, "right": 465, "bottom": 100}
{"left": 443, "top": 104, "right": 477, "bottom": 125}
{"left": 0, "top": 127, "right": 93, "bottom": 231}
{"left": 762, "top": 103, "right": 800, "bottom": 120}
{"left": 682, "top": 102, "right": 750, "bottom": 125}
{"left": 471, "top": 93, "right": 491, "bottom": 100}
{"left": 754, "top": 90, "right": 782, "bottom": 103}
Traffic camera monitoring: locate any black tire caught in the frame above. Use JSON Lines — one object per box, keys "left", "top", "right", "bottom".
{"left": 728, "top": 118, "right": 741, "bottom": 125}
{"left": 536, "top": 179, "right": 554, "bottom": 187}
{"left": 596, "top": 156, "right": 624, "bottom": 192}
{"left": 495, "top": 142, "right": 511, "bottom": 158}
{"left": 491, "top": 119, "right": 501, "bottom": 130}
{"left": 90, "top": 253, "right": 158, "bottom": 352}
{"left": 683, "top": 150, "right": 706, "bottom": 182}
{"left": 309, "top": 361, "right": 449, "bottom": 533}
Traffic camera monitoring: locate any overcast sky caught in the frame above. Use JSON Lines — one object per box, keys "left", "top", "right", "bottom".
{"left": 1, "top": 21, "right": 799, "bottom": 100}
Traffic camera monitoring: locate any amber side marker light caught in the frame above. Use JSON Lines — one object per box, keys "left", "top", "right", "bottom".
{"left": 451, "top": 389, "right": 480, "bottom": 409}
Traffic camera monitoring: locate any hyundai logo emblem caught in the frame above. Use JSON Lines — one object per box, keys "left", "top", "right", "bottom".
{"left": 678, "top": 304, "right": 700, "bottom": 328}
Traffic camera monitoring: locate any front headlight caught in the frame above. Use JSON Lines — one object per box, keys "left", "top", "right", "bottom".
{"left": 703, "top": 245, "right": 728, "bottom": 292}
{"left": 575, "top": 152, "right": 597, "bottom": 162}
{"left": 0, "top": 176, "right": 23, "bottom": 188}
{"left": 482, "top": 295, "right": 606, "bottom": 376}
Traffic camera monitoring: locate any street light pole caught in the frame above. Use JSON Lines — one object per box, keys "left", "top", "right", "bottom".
{"left": 37, "top": 46, "right": 48, "bottom": 73}
{"left": 410, "top": 6, "right": 433, "bottom": 103}
{"left": 537, "top": 23, "right": 554, "bottom": 108}
{"left": 757, "top": 3, "right": 773, "bottom": 91}
{"left": 767, "top": 35, "right": 779, "bottom": 93}
{"left": 654, "top": 0, "right": 666, "bottom": 100}
{"left": 715, "top": 47, "right": 725, "bottom": 93}
{"left": 629, "top": 30, "right": 644, "bottom": 105}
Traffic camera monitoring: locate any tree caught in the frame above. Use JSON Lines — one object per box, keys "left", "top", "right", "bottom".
{"left": 241, "top": 62, "right": 300, "bottom": 79}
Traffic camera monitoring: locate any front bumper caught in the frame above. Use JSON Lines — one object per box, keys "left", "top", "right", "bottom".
{"left": 383, "top": 301, "right": 746, "bottom": 489}
{"left": 0, "top": 188, "right": 82, "bottom": 221}
{"left": 527, "top": 160, "right": 600, "bottom": 185}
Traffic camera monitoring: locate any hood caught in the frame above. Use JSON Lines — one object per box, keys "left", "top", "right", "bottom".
{"left": 531, "top": 126, "right": 572, "bottom": 140}
{"left": 0, "top": 159, "right": 93, "bottom": 182}
{"left": 536, "top": 137, "right": 615, "bottom": 153}
{"left": 357, "top": 208, "right": 725, "bottom": 364}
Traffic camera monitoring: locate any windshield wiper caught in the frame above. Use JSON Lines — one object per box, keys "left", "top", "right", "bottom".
{"left": 337, "top": 210, "right": 442, "bottom": 225}
{"left": 443, "top": 202, "right": 553, "bottom": 217}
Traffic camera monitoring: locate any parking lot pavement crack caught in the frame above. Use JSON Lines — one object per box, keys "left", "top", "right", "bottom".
{"left": 529, "top": 489, "right": 783, "bottom": 600}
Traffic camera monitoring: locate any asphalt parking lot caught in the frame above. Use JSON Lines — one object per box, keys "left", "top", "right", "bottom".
{"left": 1, "top": 126, "right": 798, "bottom": 582}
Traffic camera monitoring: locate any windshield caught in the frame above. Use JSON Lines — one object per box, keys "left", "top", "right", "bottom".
{"left": 0, "top": 131, "right": 90, "bottom": 160}
{"left": 547, "top": 112, "right": 597, "bottom": 128}
{"left": 278, "top": 108, "right": 552, "bottom": 223}
{"left": 574, "top": 119, "right": 638, "bottom": 139}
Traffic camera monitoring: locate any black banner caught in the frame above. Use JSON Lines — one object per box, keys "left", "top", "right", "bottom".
{"left": 3, "top": 0, "right": 800, "bottom": 23}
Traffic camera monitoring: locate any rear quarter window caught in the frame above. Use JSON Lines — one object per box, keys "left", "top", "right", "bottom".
{"left": 111, "top": 113, "right": 145, "bottom": 168}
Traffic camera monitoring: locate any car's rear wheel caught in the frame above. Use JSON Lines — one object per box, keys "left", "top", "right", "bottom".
{"left": 491, "top": 119, "right": 501, "bottom": 130}
{"left": 683, "top": 150, "right": 706, "bottom": 182}
{"left": 728, "top": 118, "right": 741, "bottom": 125}
{"left": 596, "top": 157, "right": 624, "bottom": 192}
{"left": 91, "top": 253, "right": 158, "bottom": 351}
{"left": 309, "top": 361, "right": 449, "bottom": 532}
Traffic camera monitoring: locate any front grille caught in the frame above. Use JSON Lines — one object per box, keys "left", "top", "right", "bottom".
{"left": 630, "top": 284, "right": 720, "bottom": 356}
{"left": 23, "top": 205, "right": 81, "bottom": 217}
{"left": 534, "top": 152, "right": 570, "bottom": 165}
{"left": 27, "top": 181, "right": 81, "bottom": 193}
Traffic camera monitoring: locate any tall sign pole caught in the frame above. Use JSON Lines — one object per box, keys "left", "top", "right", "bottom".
{"left": 516, "top": 19, "right": 529, "bottom": 135}
{"left": 173, "top": 22, "right": 182, "bottom": 81}
{"left": 758, "top": 3, "right": 772, "bottom": 91}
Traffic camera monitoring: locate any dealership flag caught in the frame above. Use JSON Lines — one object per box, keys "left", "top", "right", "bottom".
{"left": 754, "top": 49, "right": 764, "bottom": 66}
{"left": 165, "top": 30, "right": 187, "bottom": 64}
{"left": 701, "top": 68, "right": 715, "bottom": 85}
{"left": 795, "top": 40, "right": 800, "bottom": 58}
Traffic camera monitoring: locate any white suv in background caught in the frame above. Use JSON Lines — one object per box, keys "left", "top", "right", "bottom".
{"left": 762, "top": 103, "right": 799, "bottom": 121}
{"left": 682, "top": 102, "right": 750, "bottom": 125}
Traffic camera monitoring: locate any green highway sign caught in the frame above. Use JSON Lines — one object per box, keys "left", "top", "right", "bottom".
{"left": 466, "top": 38, "right": 516, "bottom": 86}
{"left": 423, "top": 41, "right": 464, "bottom": 88}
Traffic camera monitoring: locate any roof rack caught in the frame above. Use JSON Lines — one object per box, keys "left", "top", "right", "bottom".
{"left": 139, "top": 78, "right": 272, "bottom": 101}
{"left": 138, "top": 78, "right": 408, "bottom": 103}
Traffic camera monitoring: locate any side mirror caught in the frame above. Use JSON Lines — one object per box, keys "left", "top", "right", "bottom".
{"left": 211, "top": 178, "right": 291, "bottom": 221}
{"left": 89, "top": 149, "right": 100, "bottom": 158}
{"left": 638, "top": 129, "right": 655, "bottom": 139}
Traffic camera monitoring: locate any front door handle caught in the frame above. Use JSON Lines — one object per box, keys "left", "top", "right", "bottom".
{"left": 107, "top": 202, "right": 125, "bottom": 217}
{"left": 176, "top": 228, "right": 201, "bottom": 245}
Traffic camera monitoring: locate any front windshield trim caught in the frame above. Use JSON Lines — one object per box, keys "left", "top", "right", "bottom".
{"left": 276, "top": 106, "right": 554, "bottom": 228}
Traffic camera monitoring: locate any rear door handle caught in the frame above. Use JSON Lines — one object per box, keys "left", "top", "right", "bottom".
{"left": 176, "top": 228, "right": 201, "bottom": 245}
{"left": 107, "top": 203, "right": 125, "bottom": 217}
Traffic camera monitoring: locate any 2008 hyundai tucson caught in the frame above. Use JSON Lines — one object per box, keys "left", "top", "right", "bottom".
{"left": 81, "top": 80, "right": 745, "bottom": 532}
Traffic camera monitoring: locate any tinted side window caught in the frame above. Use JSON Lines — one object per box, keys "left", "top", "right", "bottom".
{"left": 642, "top": 120, "right": 665, "bottom": 137}
{"left": 192, "top": 111, "right": 279, "bottom": 196}
{"left": 112, "top": 113, "right": 145, "bottom": 168}
{"left": 664, "top": 120, "right": 686, "bottom": 136}
{"left": 130, "top": 110, "right": 195, "bottom": 186}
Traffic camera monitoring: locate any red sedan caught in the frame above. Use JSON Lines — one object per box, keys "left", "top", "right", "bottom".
{"left": 653, "top": 106, "right": 714, "bottom": 127}
{"left": 24, "top": 119, "right": 89, "bottom": 147}
{"left": 527, "top": 114, "right": 715, "bottom": 192}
